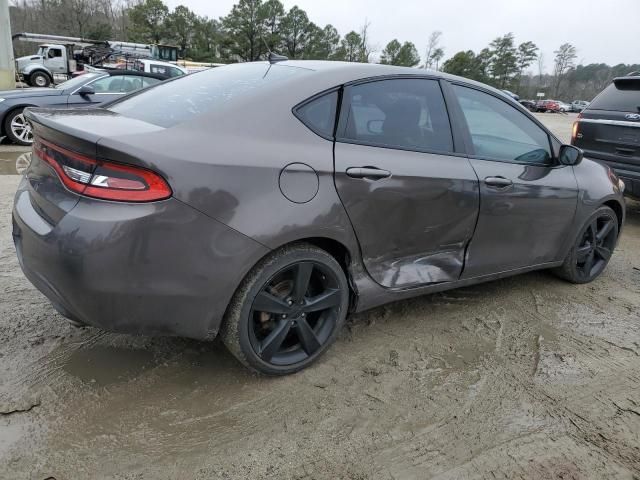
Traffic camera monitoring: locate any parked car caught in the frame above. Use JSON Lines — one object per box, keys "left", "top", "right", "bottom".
{"left": 572, "top": 74, "right": 640, "bottom": 197}
{"left": 0, "top": 70, "right": 166, "bottom": 145}
{"left": 536, "top": 99, "right": 561, "bottom": 112}
{"left": 557, "top": 101, "right": 571, "bottom": 112}
{"left": 519, "top": 99, "right": 536, "bottom": 111}
{"left": 571, "top": 100, "right": 590, "bottom": 112}
{"left": 13, "top": 61, "right": 625, "bottom": 375}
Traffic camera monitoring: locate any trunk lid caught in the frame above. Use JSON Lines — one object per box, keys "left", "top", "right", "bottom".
{"left": 23, "top": 108, "right": 164, "bottom": 225}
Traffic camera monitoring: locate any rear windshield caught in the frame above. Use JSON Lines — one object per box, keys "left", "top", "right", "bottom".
{"left": 108, "top": 63, "right": 310, "bottom": 127}
{"left": 588, "top": 80, "right": 640, "bottom": 112}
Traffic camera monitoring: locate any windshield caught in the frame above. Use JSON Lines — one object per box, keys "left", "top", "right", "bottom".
{"left": 36, "top": 46, "right": 46, "bottom": 57}
{"left": 55, "top": 73, "right": 103, "bottom": 90}
{"left": 108, "top": 63, "right": 311, "bottom": 127}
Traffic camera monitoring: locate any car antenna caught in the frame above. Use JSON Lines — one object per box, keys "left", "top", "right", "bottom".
{"left": 261, "top": 35, "right": 288, "bottom": 64}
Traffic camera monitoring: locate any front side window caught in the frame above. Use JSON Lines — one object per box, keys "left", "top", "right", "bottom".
{"left": 453, "top": 85, "right": 551, "bottom": 164}
{"left": 295, "top": 91, "right": 338, "bottom": 138}
{"left": 168, "top": 67, "right": 184, "bottom": 77}
{"left": 48, "top": 48, "right": 62, "bottom": 58}
{"left": 150, "top": 64, "right": 168, "bottom": 75}
{"left": 89, "top": 75, "right": 127, "bottom": 93}
{"left": 340, "top": 79, "right": 453, "bottom": 153}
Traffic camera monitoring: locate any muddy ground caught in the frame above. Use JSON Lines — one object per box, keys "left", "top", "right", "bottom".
{"left": 1, "top": 114, "right": 639, "bottom": 479}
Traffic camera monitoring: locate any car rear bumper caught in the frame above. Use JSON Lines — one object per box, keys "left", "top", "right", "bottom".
{"left": 12, "top": 178, "right": 269, "bottom": 340}
{"left": 581, "top": 149, "right": 640, "bottom": 197}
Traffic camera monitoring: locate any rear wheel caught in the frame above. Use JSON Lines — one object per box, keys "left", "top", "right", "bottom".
{"left": 4, "top": 109, "right": 33, "bottom": 146}
{"left": 554, "top": 206, "right": 618, "bottom": 283}
{"left": 29, "top": 71, "right": 51, "bottom": 88}
{"left": 221, "top": 244, "right": 349, "bottom": 375}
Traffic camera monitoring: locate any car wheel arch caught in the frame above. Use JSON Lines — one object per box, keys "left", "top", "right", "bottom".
{"left": 603, "top": 199, "right": 624, "bottom": 232}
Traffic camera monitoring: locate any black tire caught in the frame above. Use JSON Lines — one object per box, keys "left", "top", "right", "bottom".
{"left": 28, "top": 71, "right": 51, "bottom": 88}
{"left": 221, "top": 243, "right": 349, "bottom": 375}
{"left": 3, "top": 108, "right": 33, "bottom": 146}
{"left": 553, "top": 206, "right": 618, "bottom": 284}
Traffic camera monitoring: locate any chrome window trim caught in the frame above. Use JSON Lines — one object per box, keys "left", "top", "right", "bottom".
{"left": 579, "top": 118, "right": 640, "bottom": 128}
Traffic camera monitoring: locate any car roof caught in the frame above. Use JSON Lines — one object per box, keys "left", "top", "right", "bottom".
{"left": 254, "top": 60, "right": 514, "bottom": 100}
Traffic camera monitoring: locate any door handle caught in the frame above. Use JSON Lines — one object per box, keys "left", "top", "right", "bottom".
{"left": 346, "top": 167, "right": 391, "bottom": 180}
{"left": 484, "top": 176, "right": 513, "bottom": 188}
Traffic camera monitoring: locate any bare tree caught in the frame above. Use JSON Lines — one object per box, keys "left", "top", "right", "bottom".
{"left": 423, "top": 30, "right": 441, "bottom": 69}
{"left": 358, "top": 19, "right": 373, "bottom": 62}
{"left": 553, "top": 43, "right": 577, "bottom": 97}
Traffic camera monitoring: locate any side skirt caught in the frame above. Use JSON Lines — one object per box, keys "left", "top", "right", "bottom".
{"left": 352, "top": 260, "right": 563, "bottom": 313}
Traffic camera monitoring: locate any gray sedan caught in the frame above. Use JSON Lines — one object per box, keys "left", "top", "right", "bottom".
{"left": 13, "top": 61, "right": 625, "bottom": 375}
{"left": 0, "top": 70, "right": 165, "bottom": 145}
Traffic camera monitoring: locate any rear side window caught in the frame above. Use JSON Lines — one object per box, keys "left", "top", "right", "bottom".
{"left": 453, "top": 85, "right": 551, "bottom": 165}
{"left": 294, "top": 91, "right": 338, "bottom": 138}
{"left": 589, "top": 80, "right": 640, "bottom": 112}
{"left": 339, "top": 79, "right": 453, "bottom": 153}
{"left": 109, "top": 63, "right": 310, "bottom": 127}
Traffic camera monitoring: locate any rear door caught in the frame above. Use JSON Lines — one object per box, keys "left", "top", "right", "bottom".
{"left": 574, "top": 78, "right": 640, "bottom": 194}
{"left": 450, "top": 83, "right": 578, "bottom": 278}
{"left": 333, "top": 78, "right": 479, "bottom": 288}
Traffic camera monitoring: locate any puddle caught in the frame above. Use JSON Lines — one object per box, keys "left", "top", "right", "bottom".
{"left": 0, "top": 151, "right": 31, "bottom": 175}
{"left": 63, "top": 346, "right": 158, "bottom": 387}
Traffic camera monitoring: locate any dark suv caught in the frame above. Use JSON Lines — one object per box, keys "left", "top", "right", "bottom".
{"left": 572, "top": 75, "right": 640, "bottom": 197}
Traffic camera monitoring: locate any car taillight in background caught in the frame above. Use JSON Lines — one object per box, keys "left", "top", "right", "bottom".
{"left": 33, "top": 137, "right": 172, "bottom": 202}
{"left": 571, "top": 121, "right": 579, "bottom": 143}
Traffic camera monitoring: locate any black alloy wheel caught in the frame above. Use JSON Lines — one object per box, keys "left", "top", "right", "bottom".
{"left": 554, "top": 206, "right": 618, "bottom": 283}
{"left": 222, "top": 244, "right": 349, "bottom": 375}
{"left": 574, "top": 215, "right": 617, "bottom": 280}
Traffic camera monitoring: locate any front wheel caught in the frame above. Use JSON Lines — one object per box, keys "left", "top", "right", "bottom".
{"left": 221, "top": 244, "right": 349, "bottom": 375}
{"left": 553, "top": 206, "right": 618, "bottom": 283}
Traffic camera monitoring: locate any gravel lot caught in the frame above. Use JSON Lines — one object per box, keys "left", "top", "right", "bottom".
{"left": 1, "top": 113, "right": 639, "bottom": 479}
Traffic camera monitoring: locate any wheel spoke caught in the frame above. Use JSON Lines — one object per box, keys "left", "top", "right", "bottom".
{"left": 583, "top": 250, "right": 595, "bottom": 275}
{"left": 595, "top": 245, "right": 611, "bottom": 261}
{"left": 259, "top": 319, "right": 291, "bottom": 361}
{"left": 253, "top": 291, "right": 291, "bottom": 314}
{"left": 295, "top": 317, "right": 321, "bottom": 355}
{"left": 596, "top": 220, "right": 614, "bottom": 243}
{"left": 292, "top": 262, "right": 313, "bottom": 302}
{"left": 303, "top": 288, "right": 341, "bottom": 313}
{"left": 576, "top": 244, "right": 591, "bottom": 262}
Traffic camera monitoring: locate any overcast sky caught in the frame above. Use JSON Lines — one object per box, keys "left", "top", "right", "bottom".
{"left": 164, "top": 0, "right": 639, "bottom": 71}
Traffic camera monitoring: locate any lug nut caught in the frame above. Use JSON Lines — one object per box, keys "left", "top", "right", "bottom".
{"left": 282, "top": 314, "right": 287, "bottom": 318}
{"left": 301, "top": 313, "right": 306, "bottom": 318}
{"left": 287, "top": 299, "right": 293, "bottom": 305}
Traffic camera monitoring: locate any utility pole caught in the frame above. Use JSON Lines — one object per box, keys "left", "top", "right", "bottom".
{"left": 0, "top": 0, "right": 16, "bottom": 90}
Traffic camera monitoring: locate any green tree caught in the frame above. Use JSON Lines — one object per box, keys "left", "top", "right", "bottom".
{"left": 516, "top": 41, "right": 538, "bottom": 76}
{"left": 380, "top": 39, "right": 420, "bottom": 67}
{"left": 305, "top": 24, "right": 340, "bottom": 59}
{"left": 222, "top": 0, "right": 267, "bottom": 61}
{"left": 128, "top": 0, "right": 169, "bottom": 44}
{"left": 442, "top": 50, "right": 484, "bottom": 80}
{"left": 260, "top": 0, "right": 285, "bottom": 51}
{"left": 488, "top": 33, "right": 518, "bottom": 88}
{"left": 166, "top": 5, "right": 197, "bottom": 55}
{"left": 380, "top": 39, "right": 401, "bottom": 64}
{"left": 336, "top": 31, "right": 362, "bottom": 62}
{"left": 430, "top": 47, "right": 444, "bottom": 70}
{"left": 280, "top": 6, "right": 312, "bottom": 58}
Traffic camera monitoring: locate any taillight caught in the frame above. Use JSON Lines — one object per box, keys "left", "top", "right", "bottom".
{"left": 571, "top": 121, "right": 579, "bottom": 143}
{"left": 33, "top": 138, "right": 171, "bottom": 202}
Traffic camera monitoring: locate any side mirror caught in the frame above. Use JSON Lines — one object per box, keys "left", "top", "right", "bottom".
{"left": 77, "top": 85, "right": 95, "bottom": 96}
{"left": 558, "top": 144, "right": 583, "bottom": 166}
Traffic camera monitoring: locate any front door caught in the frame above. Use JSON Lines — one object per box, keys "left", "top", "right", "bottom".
{"left": 334, "top": 78, "right": 479, "bottom": 288}
{"left": 450, "top": 84, "right": 578, "bottom": 278}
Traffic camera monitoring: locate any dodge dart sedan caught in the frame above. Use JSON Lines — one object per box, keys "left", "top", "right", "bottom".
{"left": 13, "top": 60, "right": 625, "bottom": 375}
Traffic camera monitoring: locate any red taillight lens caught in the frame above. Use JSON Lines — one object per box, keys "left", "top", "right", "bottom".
{"left": 33, "top": 138, "right": 171, "bottom": 202}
